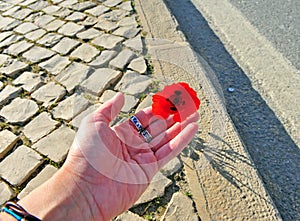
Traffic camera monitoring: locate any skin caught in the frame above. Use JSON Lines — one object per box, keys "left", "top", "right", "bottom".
{"left": 0, "top": 92, "right": 199, "bottom": 221}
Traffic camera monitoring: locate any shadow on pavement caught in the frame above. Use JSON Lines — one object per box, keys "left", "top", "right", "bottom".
{"left": 164, "top": 0, "right": 300, "bottom": 220}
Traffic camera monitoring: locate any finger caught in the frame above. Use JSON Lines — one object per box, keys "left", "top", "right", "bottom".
{"left": 150, "top": 111, "right": 199, "bottom": 151}
{"left": 145, "top": 115, "right": 175, "bottom": 138}
{"left": 155, "top": 122, "right": 198, "bottom": 168}
{"left": 134, "top": 107, "right": 160, "bottom": 128}
{"left": 93, "top": 92, "right": 125, "bottom": 124}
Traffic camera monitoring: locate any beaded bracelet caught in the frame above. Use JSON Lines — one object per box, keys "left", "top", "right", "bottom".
{"left": 1, "top": 202, "right": 42, "bottom": 221}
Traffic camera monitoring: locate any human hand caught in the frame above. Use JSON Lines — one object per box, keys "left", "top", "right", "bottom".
{"left": 62, "top": 92, "right": 199, "bottom": 220}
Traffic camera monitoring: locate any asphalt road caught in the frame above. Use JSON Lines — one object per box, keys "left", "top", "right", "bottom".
{"left": 163, "top": 0, "right": 300, "bottom": 220}
{"left": 229, "top": 0, "right": 300, "bottom": 70}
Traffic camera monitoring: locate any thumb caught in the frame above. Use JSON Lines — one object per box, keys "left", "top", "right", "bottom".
{"left": 93, "top": 92, "right": 125, "bottom": 125}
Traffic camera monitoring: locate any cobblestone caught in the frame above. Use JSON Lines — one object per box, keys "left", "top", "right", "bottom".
{"left": 0, "top": 130, "right": 19, "bottom": 158}
{"left": 109, "top": 49, "right": 136, "bottom": 70}
{"left": 18, "top": 165, "right": 58, "bottom": 199}
{"left": 85, "top": 5, "right": 110, "bottom": 17}
{"left": 25, "top": 29, "right": 46, "bottom": 41}
{"left": 31, "top": 82, "right": 66, "bottom": 107}
{"left": 89, "top": 50, "right": 117, "bottom": 68}
{"left": 0, "top": 85, "right": 22, "bottom": 106}
{"left": 51, "top": 37, "right": 80, "bottom": 55}
{"left": 4, "top": 40, "right": 33, "bottom": 56}
{"left": 55, "top": 62, "right": 93, "bottom": 92}
{"left": 113, "top": 26, "right": 140, "bottom": 39}
{"left": 0, "top": 34, "right": 23, "bottom": 48}
{"left": 0, "top": 59, "right": 28, "bottom": 78}
{"left": 0, "top": 181, "right": 15, "bottom": 205}
{"left": 135, "top": 172, "right": 172, "bottom": 206}
{"left": 92, "top": 34, "right": 124, "bottom": 49}
{"left": 32, "top": 125, "right": 75, "bottom": 163}
{"left": 23, "top": 112, "right": 59, "bottom": 143}
{"left": 13, "top": 72, "right": 44, "bottom": 92}
{"left": 128, "top": 57, "right": 147, "bottom": 74}
{"left": 57, "top": 22, "right": 84, "bottom": 37}
{"left": 162, "top": 192, "right": 198, "bottom": 221}
{"left": 23, "top": 46, "right": 55, "bottom": 63}
{"left": 39, "top": 54, "right": 70, "bottom": 75}
{"left": 66, "top": 11, "right": 87, "bottom": 22}
{"left": 99, "top": 9, "right": 129, "bottom": 22}
{"left": 0, "top": 31, "right": 13, "bottom": 43}
{"left": 0, "top": 145, "right": 43, "bottom": 186}
{"left": 70, "top": 43, "right": 100, "bottom": 62}
{"left": 44, "top": 19, "right": 66, "bottom": 32}
{"left": 52, "top": 93, "right": 90, "bottom": 121}
{"left": 76, "top": 28, "right": 103, "bottom": 40}
{"left": 33, "top": 14, "right": 55, "bottom": 27}
{"left": 116, "top": 211, "right": 146, "bottom": 221}
{"left": 123, "top": 36, "right": 144, "bottom": 54}
{"left": 115, "top": 71, "right": 153, "bottom": 96}
{"left": 0, "top": 98, "right": 39, "bottom": 124}
{"left": 118, "top": 16, "right": 138, "bottom": 27}
{"left": 80, "top": 68, "right": 121, "bottom": 96}
{"left": 94, "top": 19, "right": 119, "bottom": 32}
{"left": 36, "top": 33, "right": 63, "bottom": 47}
{"left": 14, "top": 22, "right": 38, "bottom": 34}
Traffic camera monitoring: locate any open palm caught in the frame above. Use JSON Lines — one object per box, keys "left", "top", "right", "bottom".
{"left": 62, "top": 92, "right": 199, "bottom": 220}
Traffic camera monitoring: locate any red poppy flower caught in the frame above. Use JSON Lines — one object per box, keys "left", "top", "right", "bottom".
{"left": 152, "top": 82, "right": 200, "bottom": 122}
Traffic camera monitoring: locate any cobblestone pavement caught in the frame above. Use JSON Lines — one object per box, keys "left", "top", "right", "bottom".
{"left": 0, "top": 0, "right": 199, "bottom": 220}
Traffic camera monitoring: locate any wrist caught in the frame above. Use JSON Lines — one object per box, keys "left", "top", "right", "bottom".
{"left": 17, "top": 167, "right": 99, "bottom": 221}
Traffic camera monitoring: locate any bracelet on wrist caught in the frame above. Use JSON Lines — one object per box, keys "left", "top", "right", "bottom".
{"left": 1, "top": 202, "right": 42, "bottom": 221}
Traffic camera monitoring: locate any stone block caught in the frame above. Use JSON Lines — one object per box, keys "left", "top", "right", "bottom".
{"left": 0, "top": 34, "right": 23, "bottom": 48}
{"left": 31, "top": 82, "right": 66, "bottom": 107}
{"left": 85, "top": 5, "right": 110, "bottom": 17}
{"left": 109, "top": 49, "right": 136, "bottom": 70}
{"left": 18, "top": 165, "right": 58, "bottom": 199}
{"left": 13, "top": 72, "right": 44, "bottom": 93}
{"left": 25, "top": 29, "right": 46, "bottom": 41}
{"left": 14, "top": 22, "right": 38, "bottom": 34}
{"left": 135, "top": 172, "right": 172, "bottom": 205}
{"left": 80, "top": 68, "right": 121, "bottom": 96}
{"left": 36, "top": 33, "right": 63, "bottom": 47}
{"left": 57, "top": 22, "right": 85, "bottom": 37}
{"left": 103, "top": 0, "right": 122, "bottom": 7}
{"left": 115, "top": 71, "right": 153, "bottom": 96}
{"left": 0, "top": 85, "right": 22, "bottom": 106}
{"left": 113, "top": 26, "right": 140, "bottom": 39}
{"left": 76, "top": 28, "right": 103, "bottom": 40}
{"left": 52, "top": 37, "right": 80, "bottom": 55}
{"left": 70, "top": 43, "right": 100, "bottom": 62}
{"left": 0, "top": 181, "right": 15, "bottom": 205}
{"left": 135, "top": 94, "right": 153, "bottom": 112}
{"left": 55, "top": 62, "right": 93, "bottom": 92}
{"left": 32, "top": 126, "right": 75, "bottom": 162}
{"left": 0, "top": 59, "right": 28, "bottom": 78}
{"left": 0, "top": 98, "right": 38, "bottom": 124}
{"left": 4, "top": 40, "right": 33, "bottom": 56}
{"left": 44, "top": 19, "right": 65, "bottom": 32}
{"left": 23, "top": 46, "right": 55, "bottom": 63}
{"left": 89, "top": 50, "right": 117, "bottom": 68}
{"left": 65, "top": 11, "right": 87, "bottom": 22}
{"left": 23, "top": 112, "right": 59, "bottom": 143}
{"left": 160, "top": 157, "right": 182, "bottom": 177}
{"left": 128, "top": 57, "right": 147, "bottom": 74}
{"left": 123, "top": 36, "right": 143, "bottom": 54}
{"left": 116, "top": 211, "right": 146, "bottom": 221}
{"left": 99, "top": 9, "right": 129, "bottom": 22}
{"left": 0, "top": 130, "right": 19, "bottom": 159}
{"left": 52, "top": 93, "right": 90, "bottom": 121}
{"left": 161, "top": 192, "right": 198, "bottom": 221}
{"left": 94, "top": 20, "right": 119, "bottom": 32}
{"left": 39, "top": 54, "right": 70, "bottom": 76}
{"left": 0, "top": 145, "right": 43, "bottom": 186}
{"left": 92, "top": 34, "right": 124, "bottom": 49}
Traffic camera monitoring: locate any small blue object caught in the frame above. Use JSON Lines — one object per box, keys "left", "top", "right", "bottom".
{"left": 1, "top": 207, "right": 23, "bottom": 221}
{"left": 130, "top": 116, "right": 144, "bottom": 132}
{"left": 228, "top": 87, "right": 235, "bottom": 92}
